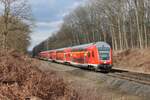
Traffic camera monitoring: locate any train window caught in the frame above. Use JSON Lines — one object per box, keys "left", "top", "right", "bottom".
{"left": 88, "top": 52, "right": 90, "bottom": 57}
{"left": 100, "top": 53, "right": 110, "bottom": 60}
{"left": 72, "top": 48, "right": 85, "bottom": 52}
{"left": 92, "top": 51, "right": 94, "bottom": 57}
{"left": 98, "top": 47, "right": 110, "bottom": 51}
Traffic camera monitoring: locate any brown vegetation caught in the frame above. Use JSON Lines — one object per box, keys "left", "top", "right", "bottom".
{"left": 114, "top": 48, "right": 150, "bottom": 73}
{"left": 0, "top": 50, "right": 79, "bottom": 100}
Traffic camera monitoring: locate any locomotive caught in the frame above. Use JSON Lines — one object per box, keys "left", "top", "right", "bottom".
{"left": 38, "top": 42, "right": 112, "bottom": 72}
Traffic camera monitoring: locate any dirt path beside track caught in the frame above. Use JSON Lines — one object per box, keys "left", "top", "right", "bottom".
{"left": 37, "top": 61, "right": 149, "bottom": 100}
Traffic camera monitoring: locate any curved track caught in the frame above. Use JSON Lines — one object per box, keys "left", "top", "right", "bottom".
{"left": 39, "top": 59, "right": 150, "bottom": 86}
{"left": 108, "top": 69, "right": 150, "bottom": 86}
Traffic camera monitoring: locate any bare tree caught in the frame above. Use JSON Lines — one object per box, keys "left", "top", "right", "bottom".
{"left": 34, "top": 0, "right": 150, "bottom": 52}
{"left": 0, "top": 0, "right": 32, "bottom": 50}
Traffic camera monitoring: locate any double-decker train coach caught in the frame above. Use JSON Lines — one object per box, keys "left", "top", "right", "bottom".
{"left": 69, "top": 42, "right": 112, "bottom": 72}
{"left": 49, "top": 50, "right": 56, "bottom": 61}
{"left": 38, "top": 51, "right": 50, "bottom": 60}
{"left": 39, "top": 41, "right": 112, "bottom": 72}
{"left": 93, "top": 42, "right": 112, "bottom": 71}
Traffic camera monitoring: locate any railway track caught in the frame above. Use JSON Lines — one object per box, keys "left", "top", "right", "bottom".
{"left": 108, "top": 69, "right": 150, "bottom": 86}
{"left": 39, "top": 59, "right": 150, "bottom": 86}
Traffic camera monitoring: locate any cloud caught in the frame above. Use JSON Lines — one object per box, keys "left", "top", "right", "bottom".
{"left": 37, "top": 20, "right": 63, "bottom": 29}
{"left": 70, "top": 1, "right": 82, "bottom": 9}
{"left": 59, "top": 0, "right": 86, "bottom": 17}
{"left": 49, "top": 20, "right": 63, "bottom": 28}
{"left": 28, "top": 20, "right": 63, "bottom": 50}
{"left": 29, "top": 0, "right": 55, "bottom": 6}
{"left": 28, "top": 31, "right": 52, "bottom": 51}
{"left": 28, "top": 0, "right": 87, "bottom": 51}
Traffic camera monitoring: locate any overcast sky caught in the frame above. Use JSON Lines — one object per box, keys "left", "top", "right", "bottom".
{"left": 28, "top": 0, "right": 86, "bottom": 51}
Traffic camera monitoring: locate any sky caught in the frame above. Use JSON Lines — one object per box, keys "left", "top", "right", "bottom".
{"left": 28, "top": 0, "right": 86, "bottom": 51}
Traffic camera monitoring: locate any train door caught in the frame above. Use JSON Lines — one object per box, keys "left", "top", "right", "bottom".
{"left": 89, "top": 50, "right": 96, "bottom": 64}
{"left": 64, "top": 53, "right": 66, "bottom": 62}
{"left": 65, "top": 53, "right": 71, "bottom": 62}
{"left": 88, "top": 46, "right": 99, "bottom": 65}
{"left": 84, "top": 51, "right": 90, "bottom": 64}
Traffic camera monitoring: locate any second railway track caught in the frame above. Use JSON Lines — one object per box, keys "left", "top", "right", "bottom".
{"left": 108, "top": 69, "right": 150, "bottom": 86}
{"left": 40, "top": 59, "right": 150, "bottom": 86}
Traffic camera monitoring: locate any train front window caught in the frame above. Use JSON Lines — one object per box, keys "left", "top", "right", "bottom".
{"left": 98, "top": 47, "right": 110, "bottom": 60}
{"left": 100, "top": 53, "right": 110, "bottom": 60}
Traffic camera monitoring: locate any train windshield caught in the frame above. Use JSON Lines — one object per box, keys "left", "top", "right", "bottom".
{"left": 99, "top": 52, "right": 110, "bottom": 60}
{"left": 98, "top": 47, "right": 110, "bottom": 60}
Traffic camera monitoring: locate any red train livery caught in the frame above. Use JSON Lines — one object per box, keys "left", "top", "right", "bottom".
{"left": 39, "top": 42, "right": 112, "bottom": 72}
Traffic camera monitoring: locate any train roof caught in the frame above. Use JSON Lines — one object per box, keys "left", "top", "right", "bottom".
{"left": 71, "top": 42, "right": 110, "bottom": 50}
{"left": 71, "top": 43, "right": 94, "bottom": 50}
{"left": 40, "top": 41, "right": 110, "bottom": 53}
{"left": 95, "top": 42, "right": 111, "bottom": 48}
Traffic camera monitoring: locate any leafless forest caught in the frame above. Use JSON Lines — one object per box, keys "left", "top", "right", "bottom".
{"left": 0, "top": 0, "right": 32, "bottom": 52}
{"left": 33, "top": 0, "right": 150, "bottom": 55}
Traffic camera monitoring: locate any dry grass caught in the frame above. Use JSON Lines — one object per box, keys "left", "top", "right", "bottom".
{"left": 113, "top": 48, "right": 150, "bottom": 73}
{"left": 0, "top": 49, "right": 144, "bottom": 100}
{"left": 0, "top": 50, "right": 79, "bottom": 100}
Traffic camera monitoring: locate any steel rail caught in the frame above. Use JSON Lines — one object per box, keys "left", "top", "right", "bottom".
{"left": 107, "top": 72, "right": 150, "bottom": 86}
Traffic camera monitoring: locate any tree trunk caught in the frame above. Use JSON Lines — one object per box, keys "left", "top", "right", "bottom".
{"left": 110, "top": 26, "right": 115, "bottom": 50}
{"left": 135, "top": 0, "right": 143, "bottom": 49}
{"left": 118, "top": 17, "right": 123, "bottom": 50}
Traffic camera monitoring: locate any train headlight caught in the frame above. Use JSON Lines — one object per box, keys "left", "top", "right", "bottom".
{"left": 84, "top": 53, "right": 87, "bottom": 56}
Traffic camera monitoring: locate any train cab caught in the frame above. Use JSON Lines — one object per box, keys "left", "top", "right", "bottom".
{"left": 95, "top": 42, "right": 112, "bottom": 71}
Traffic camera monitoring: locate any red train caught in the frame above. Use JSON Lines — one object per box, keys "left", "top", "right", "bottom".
{"left": 38, "top": 42, "right": 112, "bottom": 72}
